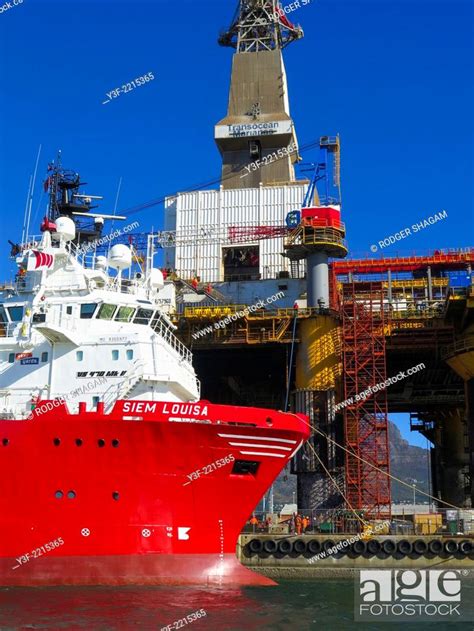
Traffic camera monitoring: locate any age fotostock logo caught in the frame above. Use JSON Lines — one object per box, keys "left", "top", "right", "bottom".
{"left": 355, "top": 569, "right": 473, "bottom": 621}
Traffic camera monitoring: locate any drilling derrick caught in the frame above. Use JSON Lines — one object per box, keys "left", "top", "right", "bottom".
{"left": 216, "top": 1, "right": 304, "bottom": 189}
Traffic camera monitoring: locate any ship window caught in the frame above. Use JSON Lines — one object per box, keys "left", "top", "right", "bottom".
{"left": 76, "top": 351, "right": 83, "bottom": 361}
{"left": 0, "top": 306, "right": 7, "bottom": 324}
{"left": 115, "top": 306, "right": 135, "bottom": 322}
{"left": 232, "top": 460, "right": 260, "bottom": 475}
{"left": 97, "top": 303, "right": 117, "bottom": 320}
{"left": 8, "top": 353, "right": 14, "bottom": 363}
{"left": 7, "top": 306, "right": 23, "bottom": 322}
{"left": 66, "top": 306, "right": 73, "bottom": 315}
{"left": 41, "top": 352, "right": 48, "bottom": 363}
{"left": 112, "top": 350, "right": 119, "bottom": 361}
{"left": 80, "top": 303, "right": 97, "bottom": 319}
{"left": 55, "top": 490, "right": 63, "bottom": 499}
{"left": 112, "top": 491, "right": 120, "bottom": 501}
{"left": 134, "top": 308, "right": 153, "bottom": 325}
{"left": 92, "top": 396, "right": 100, "bottom": 407}
{"left": 67, "top": 490, "right": 76, "bottom": 499}
{"left": 126, "top": 349, "right": 133, "bottom": 360}
{"left": 2, "top": 438, "right": 9, "bottom": 446}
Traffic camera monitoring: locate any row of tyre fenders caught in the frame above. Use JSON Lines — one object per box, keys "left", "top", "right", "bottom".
{"left": 246, "top": 538, "right": 474, "bottom": 557}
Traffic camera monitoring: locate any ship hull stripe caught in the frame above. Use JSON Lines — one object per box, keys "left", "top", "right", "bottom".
{"left": 228, "top": 442, "right": 292, "bottom": 451}
{"left": 218, "top": 433, "right": 297, "bottom": 444}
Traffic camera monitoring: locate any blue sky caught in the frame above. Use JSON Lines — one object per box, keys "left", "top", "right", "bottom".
{"left": 0, "top": 0, "right": 472, "bottom": 446}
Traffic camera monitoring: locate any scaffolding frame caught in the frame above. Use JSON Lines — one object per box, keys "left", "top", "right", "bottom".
{"left": 341, "top": 282, "right": 391, "bottom": 518}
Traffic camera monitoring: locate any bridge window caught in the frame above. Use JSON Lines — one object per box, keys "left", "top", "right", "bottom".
{"left": 126, "top": 349, "right": 134, "bottom": 360}
{"left": 80, "top": 303, "right": 97, "bottom": 319}
{"left": 112, "top": 350, "right": 119, "bottom": 361}
{"left": 134, "top": 308, "right": 153, "bottom": 325}
{"left": 8, "top": 353, "right": 14, "bottom": 363}
{"left": 97, "top": 303, "right": 117, "bottom": 320}
{"left": 76, "top": 351, "right": 83, "bottom": 361}
{"left": 41, "top": 352, "right": 48, "bottom": 362}
{"left": 7, "top": 306, "right": 24, "bottom": 321}
{"left": 66, "top": 306, "right": 73, "bottom": 315}
{"left": 92, "top": 396, "right": 100, "bottom": 407}
{"left": 115, "top": 306, "right": 135, "bottom": 322}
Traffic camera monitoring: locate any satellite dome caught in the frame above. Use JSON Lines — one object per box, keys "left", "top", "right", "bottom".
{"left": 107, "top": 244, "right": 132, "bottom": 270}
{"left": 52, "top": 216, "right": 76, "bottom": 241}
{"left": 148, "top": 268, "right": 164, "bottom": 290}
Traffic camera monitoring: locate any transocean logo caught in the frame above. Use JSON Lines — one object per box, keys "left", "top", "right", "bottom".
{"left": 355, "top": 570, "right": 473, "bottom": 621}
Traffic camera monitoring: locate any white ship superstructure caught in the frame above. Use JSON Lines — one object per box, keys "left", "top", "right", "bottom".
{"left": 0, "top": 219, "right": 199, "bottom": 419}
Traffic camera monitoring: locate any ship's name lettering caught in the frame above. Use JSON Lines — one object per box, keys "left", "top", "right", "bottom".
{"left": 77, "top": 371, "right": 128, "bottom": 378}
{"left": 163, "top": 403, "right": 209, "bottom": 416}
{"left": 122, "top": 402, "right": 209, "bottom": 416}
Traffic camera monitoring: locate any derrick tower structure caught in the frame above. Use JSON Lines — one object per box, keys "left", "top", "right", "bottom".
{"left": 216, "top": 0, "right": 304, "bottom": 189}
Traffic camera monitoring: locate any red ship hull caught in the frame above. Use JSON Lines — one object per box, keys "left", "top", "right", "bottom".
{"left": 0, "top": 399, "right": 309, "bottom": 586}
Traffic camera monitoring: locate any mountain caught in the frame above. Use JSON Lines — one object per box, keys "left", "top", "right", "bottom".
{"left": 261, "top": 421, "right": 431, "bottom": 509}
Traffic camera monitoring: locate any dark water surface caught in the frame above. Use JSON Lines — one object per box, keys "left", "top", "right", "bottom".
{"left": 1, "top": 580, "right": 474, "bottom": 630}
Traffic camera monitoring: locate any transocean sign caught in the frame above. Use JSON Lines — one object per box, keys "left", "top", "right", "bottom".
{"left": 215, "top": 120, "right": 293, "bottom": 139}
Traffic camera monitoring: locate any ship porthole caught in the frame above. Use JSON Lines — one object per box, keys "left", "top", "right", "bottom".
{"left": 265, "top": 417, "right": 273, "bottom": 426}
{"left": 55, "top": 490, "right": 63, "bottom": 499}
{"left": 53, "top": 437, "right": 61, "bottom": 446}
{"left": 111, "top": 439, "right": 120, "bottom": 448}
{"left": 112, "top": 491, "right": 120, "bottom": 501}
{"left": 97, "top": 438, "right": 106, "bottom": 448}
{"left": 75, "top": 438, "right": 83, "bottom": 447}
{"left": 2, "top": 438, "right": 9, "bottom": 446}
{"left": 67, "top": 490, "right": 76, "bottom": 499}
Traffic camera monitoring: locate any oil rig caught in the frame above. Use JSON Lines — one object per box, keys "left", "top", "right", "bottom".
{"left": 145, "top": 1, "right": 474, "bottom": 518}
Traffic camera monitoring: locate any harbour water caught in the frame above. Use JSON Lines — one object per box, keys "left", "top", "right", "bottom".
{"left": 1, "top": 580, "right": 474, "bottom": 630}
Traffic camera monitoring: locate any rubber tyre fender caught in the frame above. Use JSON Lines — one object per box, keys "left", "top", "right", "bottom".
{"left": 322, "top": 539, "right": 336, "bottom": 554}
{"left": 397, "top": 539, "right": 412, "bottom": 555}
{"left": 277, "top": 539, "right": 293, "bottom": 555}
{"left": 381, "top": 539, "right": 396, "bottom": 555}
{"left": 352, "top": 540, "right": 366, "bottom": 555}
{"left": 308, "top": 539, "right": 321, "bottom": 555}
{"left": 263, "top": 539, "right": 278, "bottom": 554}
{"left": 459, "top": 539, "right": 473, "bottom": 555}
{"left": 413, "top": 539, "right": 428, "bottom": 555}
{"left": 293, "top": 539, "right": 307, "bottom": 554}
{"left": 248, "top": 538, "right": 263, "bottom": 554}
{"left": 428, "top": 539, "right": 443, "bottom": 555}
{"left": 444, "top": 539, "right": 458, "bottom": 555}
{"left": 367, "top": 539, "right": 381, "bottom": 555}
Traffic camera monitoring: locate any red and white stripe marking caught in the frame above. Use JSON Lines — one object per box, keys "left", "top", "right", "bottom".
{"left": 217, "top": 433, "right": 300, "bottom": 459}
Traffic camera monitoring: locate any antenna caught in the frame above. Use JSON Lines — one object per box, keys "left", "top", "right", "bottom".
{"left": 24, "top": 145, "right": 42, "bottom": 242}
{"left": 21, "top": 175, "right": 33, "bottom": 244}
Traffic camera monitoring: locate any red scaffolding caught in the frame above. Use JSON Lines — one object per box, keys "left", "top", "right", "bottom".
{"left": 341, "top": 282, "right": 391, "bottom": 518}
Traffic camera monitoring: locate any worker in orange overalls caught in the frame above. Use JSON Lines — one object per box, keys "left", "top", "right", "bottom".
{"left": 302, "top": 515, "right": 309, "bottom": 533}
{"left": 250, "top": 514, "right": 258, "bottom": 533}
{"left": 296, "top": 513, "right": 302, "bottom": 535}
